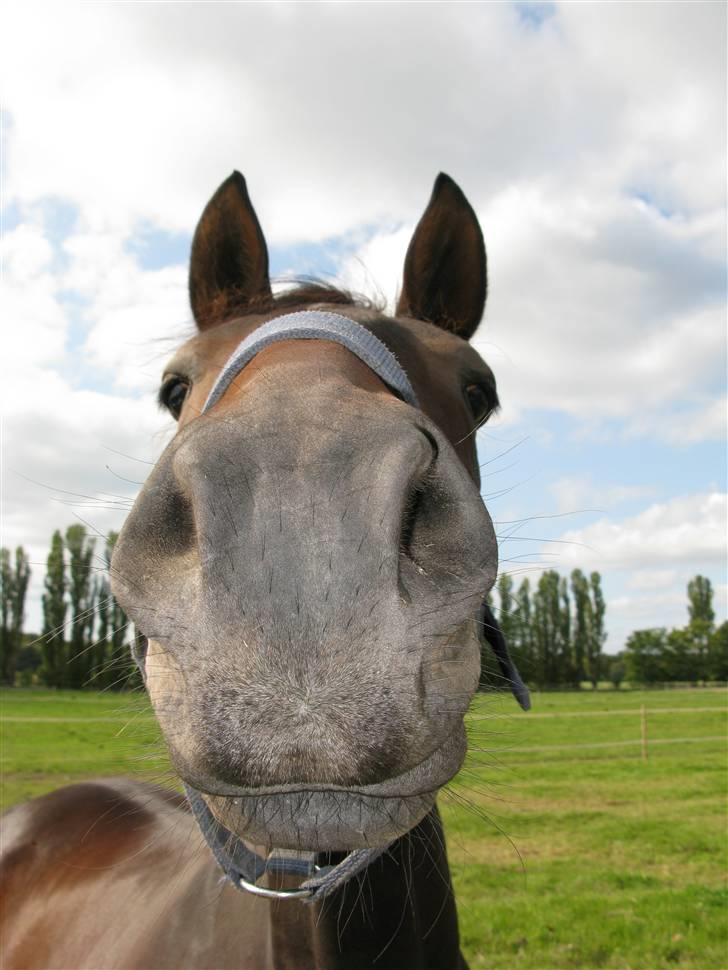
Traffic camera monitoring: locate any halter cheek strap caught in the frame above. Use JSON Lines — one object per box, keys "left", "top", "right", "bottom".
{"left": 203, "top": 310, "right": 419, "bottom": 413}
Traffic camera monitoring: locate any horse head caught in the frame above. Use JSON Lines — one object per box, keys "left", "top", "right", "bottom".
{"left": 111, "top": 171, "right": 526, "bottom": 862}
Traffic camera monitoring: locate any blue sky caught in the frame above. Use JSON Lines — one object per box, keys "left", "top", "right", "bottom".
{"left": 2, "top": 2, "right": 725, "bottom": 652}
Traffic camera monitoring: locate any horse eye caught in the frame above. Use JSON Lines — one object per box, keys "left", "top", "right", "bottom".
{"left": 464, "top": 383, "right": 495, "bottom": 425}
{"left": 159, "top": 377, "right": 191, "bottom": 420}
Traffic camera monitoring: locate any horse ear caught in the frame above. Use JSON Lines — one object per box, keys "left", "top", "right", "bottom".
{"left": 396, "top": 173, "right": 486, "bottom": 341}
{"left": 189, "top": 171, "right": 272, "bottom": 330}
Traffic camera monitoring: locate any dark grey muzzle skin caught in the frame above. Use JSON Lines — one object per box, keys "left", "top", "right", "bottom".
{"left": 112, "top": 358, "right": 495, "bottom": 850}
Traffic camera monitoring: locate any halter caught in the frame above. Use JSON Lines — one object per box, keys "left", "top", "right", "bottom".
{"left": 203, "top": 309, "right": 419, "bottom": 412}
{"left": 135, "top": 309, "right": 528, "bottom": 903}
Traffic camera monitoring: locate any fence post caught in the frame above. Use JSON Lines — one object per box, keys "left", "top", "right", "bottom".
{"left": 641, "top": 704, "right": 648, "bottom": 762}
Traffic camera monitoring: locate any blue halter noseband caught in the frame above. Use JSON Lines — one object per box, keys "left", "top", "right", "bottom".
{"left": 203, "top": 309, "right": 419, "bottom": 413}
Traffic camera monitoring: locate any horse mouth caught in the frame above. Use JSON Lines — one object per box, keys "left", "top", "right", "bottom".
{"left": 194, "top": 726, "right": 467, "bottom": 852}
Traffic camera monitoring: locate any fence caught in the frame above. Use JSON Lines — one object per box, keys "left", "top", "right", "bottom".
{"left": 468, "top": 701, "right": 727, "bottom": 764}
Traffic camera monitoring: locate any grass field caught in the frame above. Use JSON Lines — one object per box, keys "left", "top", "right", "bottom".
{"left": 1, "top": 687, "right": 726, "bottom": 969}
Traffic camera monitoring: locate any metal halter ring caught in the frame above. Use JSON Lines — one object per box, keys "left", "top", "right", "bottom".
{"left": 238, "top": 872, "right": 318, "bottom": 900}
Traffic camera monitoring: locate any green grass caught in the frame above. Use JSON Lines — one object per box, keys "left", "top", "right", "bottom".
{"left": 2, "top": 687, "right": 726, "bottom": 969}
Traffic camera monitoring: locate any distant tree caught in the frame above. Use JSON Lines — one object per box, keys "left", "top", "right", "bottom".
{"left": 587, "top": 571, "right": 606, "bottom": 687}
{"left": 105, "top": 532, "right": 133, "bottom": 689}
{"left": 3, "top": 548, "right": 31, "bottom": 685}
{"left": 533, "top": 571, "right": 564, "bottom": 686}
{"left": 65, "top": 525, "right": 96, "bottom": 689}
{"left": 42, "top": 531, "right": 67, "bottom": 687}
{"left": 94, "top": 574, "right": 111, "bottom": 686}
{"left": 496, "top": 573, "right": 517, "bottom": 649}
{"left": 685, "top": 576, "right": 715, "bottom": 682}
{"left": 570, "top": 569, "right": 591, "bottom": 685}
{"left": 608, "top": 656, "right": 626, "bottom": 689}
{"left": 16, "top": 642, "right": 42, "bottom": 686}
{"left": 707, "top": 622, "right": 728, "bottom": 681}
{"left": 514, "top": 578, "right": 534, "bottom": 681}
{"left": 664, "top": 627, "right": 695, "bottom": 682}
{"left": 558, "top": 576, "right": 573, "bottom": 684}
{"left": 0, "top": 549, "right": 12, "bottom": 684}
{"left": 624, "top": 628, "right": 668, "bottom": 683}
{"left": 687, "top": 576, "right": 715, "bottom": 626}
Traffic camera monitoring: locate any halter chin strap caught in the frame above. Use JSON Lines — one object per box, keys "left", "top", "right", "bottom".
{"left": 184, "top": 784, "right": 390, "bottom": 903}
{"left": 133, "top": 309, "right": 528, "bottom": 901}
{"left": 203, "top": 310, "right": 419, "bottom": 413}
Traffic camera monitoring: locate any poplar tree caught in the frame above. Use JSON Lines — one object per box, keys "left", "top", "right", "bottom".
{"left": 533, "top": 571, "right": 562, "bottom": 685}
{"left": 65, "top": 525, "right": 96, "bottom": 688}
{"left": 42, "top": 531, "right": 67, "bottom": 686}
{"left": 95, "top": 575, "right": 111, "bottom": 686}
{"left": 5, "top": 548, "right": 31, "bottom": 685}
{"left": 570, "top": 569, "right": 591, "bottom": 686}
{"left": 558, "top": 576, "right": 573, "bottom": 684}
{"left": 687, "top": 576, "right": 715, "bottom": 626}
{"left": 686, "top": 575, "right": 714, "bottom": 681}
{"left": 496, "top": 573, "right": 517, "bottom": 648}
{"left": 1, "top": 549, "right": 13, "bottom": 684}
{"left": 587, "top": 571, "right": 606, "bottom": 686}
{"left": 515, "top": 578, "right": 534, "bottom": 680}
{"left": 106, "top": 532, "right": 131, "bottom": 689}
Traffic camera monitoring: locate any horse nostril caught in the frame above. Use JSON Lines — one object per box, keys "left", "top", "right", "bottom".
{"left": 399, "top": 431, "right": 439, "bottom": 569}
{"left": 397, "top": 424, "right": 494, "bottom": 597}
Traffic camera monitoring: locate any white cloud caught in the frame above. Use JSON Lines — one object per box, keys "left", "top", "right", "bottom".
{"left": 554, "top": 492, "right": 727, "bottom": 571}
{"left": 549, "top": 476, "right": 656, "bottom": 515}
{"left": 1, "top": 224, "right": 68, "bottom": 373}
{"left": 1, "top": 214, "right": 178, "bottom": 632}
{"left": 628, "top": 570, "right": 679, "bottom": 592}
{"left": 645, "top": 395, "right": 727, "bottom": 446}
{"left": 2, "top": 377, "right": 171, "bottom": 633}
{"left": 2, "top": 3, "right": 724, "bottom": 238}
{"left": 477, "top": 192, "right": 725, "bottom": 436}
{"left": 607, "top": 590, "right": 690, "bottom": 646}
{"left": 607, "top": 576, "right": 727, "bottom": 652}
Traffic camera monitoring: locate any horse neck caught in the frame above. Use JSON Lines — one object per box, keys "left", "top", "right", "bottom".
{"left": 265, "top": 809, "right": 465, "bottom": 970}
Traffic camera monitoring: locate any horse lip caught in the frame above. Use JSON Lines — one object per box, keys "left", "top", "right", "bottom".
{"left": 185, "top": 724, "right": 467, "bottom": 801}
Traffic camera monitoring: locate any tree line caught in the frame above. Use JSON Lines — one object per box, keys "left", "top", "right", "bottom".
{"left": 483, "top": 569, "right": 607, "bottom": 689}
{"left": 1, "top": 526, "right": 139, "bottom": 690}
{"left": 482, "top": 570, "right": 726, "bottom": 689}
{"left": 620, "top": 576, "right": 727, "bottom": 684}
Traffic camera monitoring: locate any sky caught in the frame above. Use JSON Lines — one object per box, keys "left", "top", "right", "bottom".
{"left": 1, "top": 1, "right": 726, "bottom": 653}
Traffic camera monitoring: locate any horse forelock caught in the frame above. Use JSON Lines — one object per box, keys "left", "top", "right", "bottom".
{"left": 196, "top": 279, "right": 385, "bottom": 331}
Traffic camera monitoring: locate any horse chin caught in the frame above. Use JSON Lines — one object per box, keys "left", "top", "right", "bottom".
{"left": 203, "top": 788, "right": 437, "bottom": 852}
{"left": 192, "top": 725, "right": 468, "bottom": 852}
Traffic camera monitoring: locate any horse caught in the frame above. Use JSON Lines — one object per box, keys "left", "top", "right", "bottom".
{"left": 0, "top": 172, "right": 528, "bottom": 969}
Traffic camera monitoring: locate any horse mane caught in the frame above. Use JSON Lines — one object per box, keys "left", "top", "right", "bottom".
{"left": 202, "top": 278, "right": 386, "bottom": 328}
